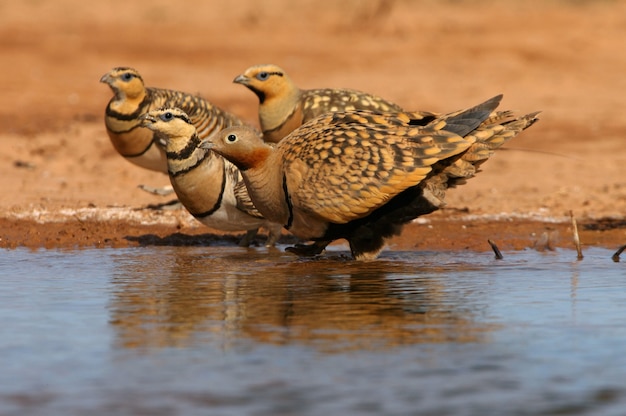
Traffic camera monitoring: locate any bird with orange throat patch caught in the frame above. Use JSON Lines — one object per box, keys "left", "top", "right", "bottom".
{"left": 202, "top": 95, "right": 539, "bottom": 260}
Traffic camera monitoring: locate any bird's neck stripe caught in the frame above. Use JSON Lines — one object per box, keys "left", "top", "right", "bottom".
{"left": 167, "top": 152, "right": 209, "bottom": 178}
{"left": 105, "top": 95, "right": 151, "bottom": 121}
{"left": 248, "top": 87, "right": 266, "bottom": 104}
{"left": 282, "top": 174, "right": 294, "bottom": 230}
{"left": 166, "top": 134, "right": 202, "bottom": 161}
{"left": 122, "top": 139, "right": 155, "bottom": 158}
{"left": 190, "top": 165, "right": 226, "bottom": 218}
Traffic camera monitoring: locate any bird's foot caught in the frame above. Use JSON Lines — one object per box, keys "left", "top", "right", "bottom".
{"left": 285, "top": 240, "right": 330, "bottom": 257}
{"left": 238, "top": 229, "right": 259, "bottom": 247}
{"left": 264, "top": 224, "right": 284, "bottom": 247}
{"left": 138, "top": 184, "right": 175, "bottom": 196}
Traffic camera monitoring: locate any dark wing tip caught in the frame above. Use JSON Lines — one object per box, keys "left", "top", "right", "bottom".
{"left": 442, "top": 95, "right": 504, "bottom": 137}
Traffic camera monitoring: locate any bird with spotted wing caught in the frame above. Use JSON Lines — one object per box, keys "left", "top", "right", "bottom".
{"left": 140, "top": 108, "right": 283, "bottom": 247}
{"left": 202, "top": 95, "right": 539, "bottom": 260}
{"left": 234, "top": 64, "right": 404, "bottom": 143}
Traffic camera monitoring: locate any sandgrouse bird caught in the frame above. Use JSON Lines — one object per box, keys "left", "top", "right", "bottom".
{"left": 140, "top": 108, "right": 282, "bottom": 247}
{"left": 101, "top": 67, "right": 250, "bottom": 173}
{"left": 202, "top": 95, "right": 539, "bottom": 260}
{"left": 234, "top": 64, "right": 403, "bottom": 143}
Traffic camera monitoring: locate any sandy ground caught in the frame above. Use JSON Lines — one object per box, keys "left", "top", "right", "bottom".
{"left": 1, "top": 0, "right": 625, "bottom": 254}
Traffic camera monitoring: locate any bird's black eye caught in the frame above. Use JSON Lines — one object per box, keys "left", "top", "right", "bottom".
{"left": 161, "top": 112, "right": 174, "bottom": 121}
{"left": 121, "top": 73, "right": 134, "bottom": 81}
{"left": 257, "top": 72, "right": 269, "bottom": 81}
{"left": 226, "top": 134, "right": 237, "bottom": 143}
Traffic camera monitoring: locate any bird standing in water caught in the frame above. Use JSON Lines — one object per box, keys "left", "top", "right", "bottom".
{"left": 202, "top": 95, "right": 539, "bottom": 260}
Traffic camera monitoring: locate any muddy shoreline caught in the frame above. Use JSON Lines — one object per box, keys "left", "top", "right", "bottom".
{"left": 2, "top": 207, "right": 624, "bottom": 257}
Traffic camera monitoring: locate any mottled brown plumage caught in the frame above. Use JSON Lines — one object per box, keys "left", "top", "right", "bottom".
{"left": 140, "top": 108, "right": 282, "bottom": 247}
{"left": 234, "top": 64, "right": 403, "bottom": 143}
{"left": 203, "top": 95, "right": 539, "bottom": 260}
{"left": 101, "top": 67, "right": 251, "bottom": 173}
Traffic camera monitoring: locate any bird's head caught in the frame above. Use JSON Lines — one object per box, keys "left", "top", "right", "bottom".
{"left": 140, "top": 108, "right": 196, "bottom": 148}
{"left": 200, "top": 126, "right": 269, "bottom": 171}
{"left": 100, "top": 67, "right": 146, "bottom": 99}
{"left": 233, "top": 64, "right": 296, "bottom": 104}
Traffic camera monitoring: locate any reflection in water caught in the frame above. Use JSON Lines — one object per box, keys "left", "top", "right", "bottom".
{"left": 109, "top": 247, "right": 493, "bottom": 351}
{"left": 2, "top": 247, "right": 625, "bottom": 415}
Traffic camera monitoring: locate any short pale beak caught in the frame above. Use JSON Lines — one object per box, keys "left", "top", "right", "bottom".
{"left": 99, "top": 73, "right": 111, "bottom": 83}
{"left": 233, "top": 74, "right": 249, "bottom": 85}
{"left": 140, "top": 113, "right": 156, "bottom": 126}
{"left": 199, "top": 138, "right": 215, "bottom": 150}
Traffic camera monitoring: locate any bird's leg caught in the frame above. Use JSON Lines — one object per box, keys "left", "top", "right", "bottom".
{"left": 238, "top": 228, "right": 259, "bottom": 247}
{"left": 285, "top": 240, "right": 331, "bottom": 257}
{"left": 264, "top": 224, "right": 284, "bottom": 247}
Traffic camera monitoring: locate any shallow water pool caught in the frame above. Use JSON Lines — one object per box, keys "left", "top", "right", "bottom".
{"left": 1, "top": 246, "right": 625, "bottom": 415}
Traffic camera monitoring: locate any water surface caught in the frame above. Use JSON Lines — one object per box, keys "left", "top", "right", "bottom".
{"left": 1, "top": 246, "right": 624, "bottom": 415}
